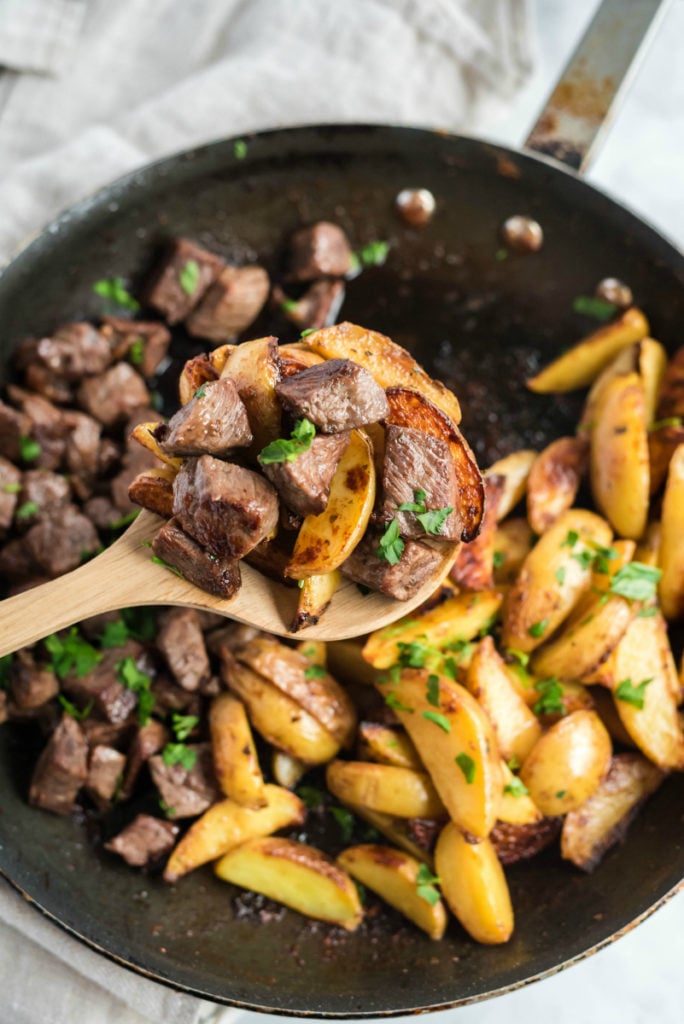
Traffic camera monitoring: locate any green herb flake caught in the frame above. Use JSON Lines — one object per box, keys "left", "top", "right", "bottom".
{"left": 295, "top": 785, "right": 325, "bottom": 809}
{"left": 636, "top": 606, "right": 658, "bottom": 618}
{"left": 591, "top": 543, "right": 619, "bottom": 574}
{"left": 507, "top": 648, "right": 530, "bottom": 668}
{"left": 555, "top": 566, "right": 566, "bottom": 586}
{"left": 571, "top": 547, "right": 594, "bottom": 571}
{"left": 650, "top": 417, "right": 683, "bottom": 431}
{"left": 108, "top": 509, "right": 140, "bottom": 531}
{"left": 503, "top": 776, "right": 529, "bottom": 798}
{"left": 92, "top": 277, "right": 140, "bottom": 312}
{"left": 492, "top": 550, "right": 505, "bottom": 569}
{"left": 128, "top": 338, "right": 145, "bottom": 366}
{"left": 396, "top": 638, "right": 435, "bottom": 669}
{"left": 573, "top": 295, "right": 618, "bottom": 322}
{"left": 615, "top": 676, "right": 654, "bottom": 710}
{"left": 58, "top": 695, "right": 93, "bottom": 721}
{"left": 426, "top": 674, "right": 440, "bottom": 707}
{"left": 19, "top": 436, "right": 41, "bottom": 463}
{"left": 609, "top": 562, "right": 661, "bottom": 602}
{"left": 151, "top": 554, "right": 185, "bottom": 578}
{"left": 507, "top": 755, "right": 521, "bottom": 772}
{"left": 172, "top": 712, "right": 199, "bottom": 741}
{"left": 162, "top": 743, "right": 198, "bottom": 771}
{"left": 179, "top": 259, "right": 201, "bottom": 297}
{"left": 358, "top": 240, "right": 390, "bottom": 267}
{"left": 384, "top": 691, "right": 414, "bottom": 713}
{"left": 528, "top": 618, "right": 549, "bottom": 638}
{"left": 442, "top": 656, "right": 458, "bottom": 680}
{"left": 377, "top": 517, "right": 405, "bottom": 565}
{"left": 234, "top": 139, "right": 248, "bottom": 160}
{"left": 300, "top": 328, "right": 316, "bottom": 338}
{"left": 533, "top": 676, "right": 566, "bottom": 717}
{"left": 100, "top": 619, "right": 130, "bottom": 649}
{"left": 561, "top": 529, "right": 579, "bottom": 549}
{"left": 121, "top": 607, "right": 157, "bottom": 642}
{"left": 495, "top": 248, "right": 509, "bottom": 262}
{"left": 397, "top": 489, "right": 428, "bottom": 514}
{"left": 14, "top": 500, "right": 39, "bottom": 520}
{"left": 259, "top": 417, "right": 317, "bottom": 465}
{"left": 116, "top": 655, "right": 154, "bottom": 725}
{"left": 556, "top": 789, "right": 567, "bottom": 799}
{"left": 422, "top": 710, "right": 450, "bottom": 733}
{"left": 304, "top": 664, "right": 327, "bottom": 679}
{"left": 455, "top": 752, "right": 476, "bottom": 784}
{"left": 280, "top": 298, "right": 299, "bottom": 314}
{"left": 329, "top": 806, "right": 355, "bottom": 842}
{"left": 45, "top": 628, "right": 102, "bottom": 680}
{"left": 416, "top": 506, "right": 454, "bottom": 536}
{"left": 416, "top": 863, "right": 441, "bottom": 906}
{"left": 194, "top": 384, "right": 208, "bottom": 399}
{"left": 2, "top": 481, "right": 21, "bottom": 494}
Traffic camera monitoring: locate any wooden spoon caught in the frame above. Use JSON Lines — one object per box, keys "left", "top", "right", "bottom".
{"left": 0, "top": 510, "right": 457, "bottom": 657}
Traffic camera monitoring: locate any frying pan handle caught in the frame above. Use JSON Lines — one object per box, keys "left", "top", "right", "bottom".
{"left": 524, "top": 0, "right": 670, "bottom": 173}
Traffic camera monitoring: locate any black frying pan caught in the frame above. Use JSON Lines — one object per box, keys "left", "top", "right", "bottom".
{"left": 1, "top": 4, "right": 683, "bottom": 1018}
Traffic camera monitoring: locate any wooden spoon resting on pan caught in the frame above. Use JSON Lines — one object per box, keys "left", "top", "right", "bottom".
{"left": 0, "top": 510, "right": 458, "bottom": 656}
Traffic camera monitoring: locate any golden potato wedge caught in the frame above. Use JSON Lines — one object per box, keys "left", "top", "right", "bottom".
{"left": 235, "top": 636, "right": 356, "bottom": 747}
{"left": 221, "top": 336, "right": 281, "bottom": 452}
{"left": 450, "top": 474, "right": 504, "bottom": 590}
{"left": 489, "top": 817, "right": 561, "bottom": 866}
{"left": 363, "top": 589, "right": 503, "bottom": 671}
{"left": 220, "top": 650, "right": 340, "bottom": 764}
{"left": 271, "top": 750, "right": 307, "bottom": 790}
{"left": 163, "top": 785, "right": 305, "bottom": 882}
{"left": 465, "top": 636, "right": 541, "bottom": 764}
{"left": 344, "top": 804, "right": 436, "bottom": 865}
{"left": 338, "top": 844, "right": 447, "bottom": 940}
{"left": 376, "top": 668, "right": 502, "bottom": 839}
{"left": 291, "top": 570, "right": 341, "bottom": 632}
{"left": 492, "top": 518, "right": 536, "bottom": 585}
{"left": 520, "top": 710, "right": 612, "bottom": 816}
{"left": 659, "top": 444, "right": 684, "bottom": 620}
{"left": 276, "top": 342, "right": 326, "bottom": 373}
{"left": 527, "top": 307, "right": 649, "bottom": 393}
{"left": 530, "top": 590, "right": 634, "bottom": 682}
{"left": 577, "top": 343, "right": 637, "bottom": 436}
{"left": 326, "top": 760, "right": 446, "bottom": 819}
{"left": 286, "top": 428, "right": 375, "bottom": 578}
{"left": 209, "top": 693, "right": 266, "bottom": 808}
{"left": 561, "top": 753, "right": 665, "bottom": 872}
{"left": 326, "top": 640, "right": 380, "bottom": 687}
{"left": 501, "top": 509, "right": 613, "bottom": 653}
{"left": 357, "top": 722, "right": 423, "bottom": 770}
{"left": 590, "top": 686, "right": 636, "bottom": 748}
{"left": 129, "top": 422, "right": 182, "bottom": 469}
{"left": 654, "top": 344, "right": 684, "bottom": 421}
{"left": 307, "top": 321, "right": 462, "bottom": 424}
{"left": 128, "top": 467, "right": 176, "bottom": 518}
{"left": 296, "top": 640, "right": 327, "bottom": 668}
{"left": 215, "top": 837, "right": 363, "bottom": 931}
{"left": 497, "top": 760, "right": 542, "bottom": 826}
{"left": 207, "top": 342, "right": 236, "bottom": 375}
{"left": 435, "top": 822, "right": 513, "bottom": 944}
{"left": 485, "top": 450, "right": 537, "bottom": 521}
{"left": 648, "top": 423, "right": 684, "bottom": 495}
{"left": 634, "top": 521, "right": 661, "bottom": 567}
{"left": 590, "top": 371, "right": 650, "bottom": 539}
{"left": 178, "top": 352, "right": 220, "bottom": 405}
{"left": 639, "top": 337, "right": 668, "bottom": 426}
{"left": 526, "top": 436, "right": 588, "bottom": 535}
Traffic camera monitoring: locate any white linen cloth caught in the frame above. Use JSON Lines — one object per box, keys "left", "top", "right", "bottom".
{"left": 0, "top": 2, "right": 532, "bottom": 1022}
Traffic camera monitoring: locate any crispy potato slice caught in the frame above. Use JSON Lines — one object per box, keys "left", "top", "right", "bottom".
{"left": 489, "top": 817, "right": 561, "bottom": 866}
{"left": 271, "top": 750, "right": 307, "bottom": 790}
{"left": 526, "top": 436, "right": 588, "bottom": 535}
{"left": 648, "top": 423, "right": 684, "bottom": 494}
{"left": 465, "top": 637, "right": 541, "bottom": 764}
{"left": 561, "top": 753, "right": 665, "bottom": 872}
{"left": 178, "top": 352, "right": 220, "bottom": 405}
{"left": 376, "top": 668, "right": 502, "bottom": 839}
{"left": 435, "top": 822, "right": 513, "bottom": 944}
{"left": 209, "top": 693, "right": 266, "bottom": 808}
{"left": 215, "top": 837, "right": 363, "bottom": 931}
{"left": 220, "top": 650, "right": 340, "bottom": 764}
{"left": 357, "top": 722, "right": 423, "bottom": 770}
{"left": 527, "top": 307, "right": 649, "bottom": 393}
{"left": 129, "top": 422, "right": 182, "bottom": 469}
{"left": 207, "top": 342, "right": 236, "bottom": 374}
{"left": 286, "top": 428, "right": 375, "bottom": 578}
{"left": 384, "top": 387, "right": 484, "bottom": 542}
{"left": 590, "top": 371, "right": 650, "bottom": 539}
{"left": 590, "top": 686, "right": 636, "bottom": 747}
{"left": 485, "top": 450, "right": 537, "bottom": 521}
{"left": 363, "top": 589, "right": 503, "bottom": 670}
{"left": 277, "top": 342, "right": 326, "bottom": 373}
{"left": 344, "top": 804, "right": 436, "bottom": 865}
{"left": 501, "top": 509, "right": 613, "bottom": 654}
{"left": 327, "top": 640, "right": 380, "bottom": 687}
{"left": 326, "top": 760, "right": 446, "bottom": 818}
{"left": 655, "top": 344, "right": 684, "bottom": 421}
{"left": 634, "top": 521, "right": 661, "bottom": 567}
{"left": 306, "top": 321, "right": 462, "bottom": 424}
{"left": 163, "top": 785, "right": 305, "bottom": 882}
{"left": 530, "top": 590, "right": 634, "bottom": 682}
{"left": 492, "top": 518, "right": 536, "bottom": 584}
{"left": 128, "top": 467, "right": 176, "bottom": 518}
{"left": 235, "top": 636, "right": 356, "bottom": 747}
{"left": 291, "top": 570, "right": 341, "bottom": 632}
{"left": 520, "top": 710, "right": 612, "bottom": 816}
{"left": 451, "top": 474, "right": 504, "bottom": 590}
{"left": 338, "top": 844, "right": 447, "bottom": 940}
{"left": 497, "top": 761, "right": 542, "bottom": 826}
{"left": 659, "top": 444, "right": 684, "bottom": 620}
{"left": 221, "top": 336, "right": 281, "bottom": 452}
{"left": 577, "top": 343, "right": 637, "bottom": 436}
{"left": 639, "top": 338, "right": 668, "bottom": 426}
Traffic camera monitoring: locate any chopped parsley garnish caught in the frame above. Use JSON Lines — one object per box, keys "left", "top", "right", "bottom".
{"left": 426, "top": 674, "right": 440, "bottom": 707}
{"left": 128, "top": 338, "right": 145, "bottom": 365}
{"left": 19, "top": 435, "right": 41, "bottom": 463}
{"left": 259, "top": 418, "right": 316, "bottom": 464}
{"left": 108, "top": 509, "right": 140, "bottom": 531}
{"left": 442, "top": 657, "right": 458, "bottom": 680}
{"left": 162, "top": 743, "right": 198, "bottom": 771}
{"left": 329, "top": 806, "right": 355, "bottom": 842}
{"left": 58, "top": 695, "right": 93, "bottom": 721}
{"left": 556, "top": 789, "right": 567, "bottom": 799}
{"left": 636, "top": 606, "right": 658, "bottom": 618}
{"left": 650, "top": 417, "right": 682, "bottom": 431}
{"left": 455, "top": 752, "right": 476, "bottom": 784}
{"left": 179, "top": 259, "right": 201, "bottom": 297}
{"left": 0, "top": 654, "right": 13, "bottom": 691}
{"left": 615, "top": 677, "right": 654, "bottom": 710}
{"left": 171, "top": 712, "right": 199, "bottom": 740}
{"left": 422, "top": 710, "right": 450, "bottom": 732}
{"left": 358, "top": 240, "right": 390, "bottom": 267}
{"left": 397, "top": 489, "right": 427, "bottom": 513}
{"left": 295, "top": 785, "right": 325, "bottom": 809}
{"left": 571, "top": 547, "right": 595, "bottom": 571}
{"left": 495, "top": 248, "right": 509, "bottom": 261}
{"left": 300, "top": 328, "right": 316, "bottom": 338}
{"left": 528, "top": 618, "right": 549, "bottom": 638}
{"left": 280, "top": 298, "right": 299, "bottom": 314}
{"left": 507, "top": 648, "right": 530, "bottom": 668}
{"left": 507, "top": 755, "right": 521, "bottom": 772}
{"left": 561, "top": 529, "right": 580, "bottom": 549}
{"left": 234, "top": 139, "right": 248, "bottom": 160}
{"left": 609, "top": 562, "right": 661, "bottom": 602}
{"left": 377, "top": 518, "right": 405, "bottom": 565}
{"left": 121, "top": 607, "right": 157, "bottom": 642}
{"left": 396, "top": 489, "right": 452, "bottom": 536}
{"left": 533, "top": 677, "right": 566, "bottom": 717}
{"left": 116, "top": 655, "right": 154, "bottom": 725}
{"left": 503, "top": 776, "right": 529, "bottom": 798}
{"left": 2, "top": 481, "right": 21, "bottom": 494}
{"left": 304, "top": 664, "right": 327, "bottom": 679}
{"left": 193, "top": 384, "right": 208, "bottom": 399}
{"left": 572, "top": 295, "right": 618, "bottom": 321}
{"left": 384, "top": 691, "right": 413, "bottom": 713}
{"left": 151, "top": 554, "right": 185, "bottom": 578}
{"left": 45, "top": 628, "right": 102, "bottom": 680}
{"left": 100, "top": 619, "right": 130, "bottom": 649}
{"left": 14, "top": 500, "right": 39, "bottom": 520}
{"left": 397, "top": 638, "right": 436, "bottom": 668}
{"left": 591, "top": 544, "right": 619, "bottom": 575}
{"left": 445, "top": 638, "right": 473, "bottom": 662}
{"left": 416, "top": 863, "right": 441, "bottom": 906}
{"left": 92, "top": 277, "right": 140, "bottom": 312}
{"left": 492, "top": 550, "right": 505, "bottom": 569}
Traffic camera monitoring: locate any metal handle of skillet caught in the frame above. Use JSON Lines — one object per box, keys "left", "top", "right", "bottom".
{"left": 525, "top": 0, "right": 670, "bottom": 173}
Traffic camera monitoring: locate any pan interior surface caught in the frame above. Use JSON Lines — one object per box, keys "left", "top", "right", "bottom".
{"left": 0, "top": 125, "right": 683, "bottom": 1016}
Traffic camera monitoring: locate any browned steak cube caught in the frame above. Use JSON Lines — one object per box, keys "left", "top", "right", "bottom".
{"left": 120, "top": 719, "right": 170, "bottom": 799}
{"left": 104, "top": 814, "right": 179, "bottom": 866}
{"left": 0, "top": 455, "right": 21, "bottom": 530}
{"left": 275, "top": 358, "right": 389, "bottom": 433}
{"left": 0, "top": 537, "right": 38, "bottom": 582}
{"left": 102, "top": 316, "right": 172, "bottom": 377}
{"left": 62, "top": 411, "right": 102, "bottom": 480}
{"left": 152, "top": 517, "right": 241, "bottom": 599}
{"left": 173, "top": 455, "right": 279, "bottom": 559}
{"left": 341, "top": 533, "right": 442, "bottom": 600}
{"left": 287, "top": 222, "right": 353, "bottom": 281}
{"left": 186, "top": 265, "right": 270, "bottom": 341}
{"left": 127, "top": 470, "right": 174, "bottom": 519}
{"left": 0, "top": 399, "right": 27, "bottom": 462}
{"left": 157, "top": 608, "right": 211, "bottom": 692}
{"left": 29, "top": 715, "right": 88, "bottom": 815}
{"left": 23, "top": 363, "right": 73, "bottom": 404}
{"left": 8, "top": 387, "right": 66, "bottom": 471}
{"left": 9, "top": 651, "right": 59, "bottom": 711}
{"left": 380, "top": 425, "right": 459, "bottom": 541}
{"left": 274, "top": 278, "right": 345, "bottom": 331}
{"left": 62, "top": 641, "right": 142, "bottom": 724}
{"left": 259, "top": 431, "right": 349, "bottom": 516}
{"left": 145, "top": 239, "right": 225, "bottom": 324}
{"left": 19, "top": 469, "right": 72, "bottom": 525}
{"left": 148, "top": 743, "right": 221, "bottom": 818}
{"left": 78, "top": 363, "right": 150, "bottom": 427}
{"left": 37, "top": 323, "right": 112, "bottom": 379}
{"left": 83, "top": 495, "right": 128, "bottom": 530}
{"left": 25, "top": 504, "right": 99, "bottom": 576}
{"left": 158, "top": 377, "right": 252, "bottom": 458}
{"left": 86, "top": 745, "right": 126, "bottom": 808}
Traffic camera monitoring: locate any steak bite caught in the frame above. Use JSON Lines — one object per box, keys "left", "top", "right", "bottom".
{"left": 104, "top": 813, "right": 179, "bottom": 867}
{"left": 19, "top": 468, "right": 72, "bottom": 524}
{"left": 86, "top": 745, "right": 126, "bottom": 808}
{"left": 62, "top": 411, "right": 102, "bottom": 480}
{"left": 8, "top": 387, "right": 67, "bottom": 471}
{"left": 259, "top": 431, "right": 349, "bottom": 516}
{"left": 275, "top": 358, "right": 389, "bottom": 433}
{"left": 173, "top": 455, "right": 279, "bottom": 559}
{"left": 102, "top": 316, "right": 171, "bottom": 377}
{"left": 120, "top": 718, "right": 169, "bottom": 799}
{"left": 148, "top": 742, "right": 221, "bottom": 818}
{"left": 151, "top": 518, "right": 241, "bottom": 599}
{"left": 186, "top": 265, "right": 270, "bottom": 341}
{"left": 36, "top": 323, "right": 112, "bottom": 379}
{"left": 145, "top": 238, "right": 225, "bottom": 324}
{"left": 158, "top": 377, "right": 252, "bottom": 458}
{"left": 29, "top": 714, "right": 88, "bottom": 815}
{"left": 341, "top": 532, "right": 442, "bottom": 601}
{"left": 380, "top": 425, "right": 459, "bottom": 542}
{"left": 0, "top": 456, "right": 21, "bottom": 530}
{"left": 25, "top": 504, "right": 100, "bottom": 576}
{"left": 62, "top": 641, "right": 142, "bottom": 724}
{"left": 157, "top": 608, "right": 211, "bottom": 692}
{"left": 0, "top": 399, "right": 27, "bottom": 463}
{"left": 9, "top": 650, "right": 59, "bottom": 711}
{"left": 78, "top": 362, "right": 150, "bottom": 427}
{"left": 286, "top": 222, "right": 354, "bottom": 281}
{"left": 273, "top": 278, "right": 345, "bottom": 331}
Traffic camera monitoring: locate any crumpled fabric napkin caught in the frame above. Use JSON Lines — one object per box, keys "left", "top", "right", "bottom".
{"left": 0, "top": 1, "right": 531, "bottom": 1022}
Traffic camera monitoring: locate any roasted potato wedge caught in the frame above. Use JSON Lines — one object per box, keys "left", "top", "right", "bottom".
{"left": 178, "top": 352, "right": 220, "bottom": 405}
{"left": 344, "top": 804, "right": 435, "bottom": 865}
{"left": 357, "top": 722, "right": 423, "bottom": 770}
{"left": 327, "top": 640, "right": 380, "bottom": 687}
{"left": 520, "top": 710, "right": 612, "bottom": 816}
{"left": 638, "top": 337, "right": 668, "bottom": 426}
{"left": 207, "top": 342, "right": 236, "bottom": 375}
{"left": 530, "top": 590, "right": 634, "bottom": 682}
{"left": 492, "top": 518, "right": 536, "bottom": 584}
{"left": 127, "top": 467, "right": 176, "bottom": 518}
{"left": 291, "top": 570, "right": 341, "bottom": 632}
{"left": 485, "top": 450, "right": 537, "bottom": 521}
{"left": 338, "top": 844, "right": 447, "bottom": 940}
{"left": 129, "top": 422, "right": 182, "bottom": 469}
{"left": 163, "top": 785, "right": 305, "bottom": 882}
{"left": 590, "top": 686, "right": 636, "bottom": 748}
{"left": 209, "top": 692, "right": 266, "bottom": 808}
{"left": 215, "top": 837, "right": 363, "bottom": 931}
{"left": 435, "top": 822, "right": 513, "bottom": 944}
{"left": 658, "top": 443, "right": 684, "bottom": 620}
{"left": 577, "top": 343, "right": 637, "bottom": 436}
{"left": 648, "top": 423, "right": 684, "bottom": 495}
{"left": 450, "top": 474, "right": 504, "bottom": 590}
{"left": 326, "top": 760, "right": 446, "bottom": 819}
{"left": 634, "top": 521, "right": 662, "bottom": 567}
{"left": 497, "top": 760, "right": 542, "bottom": 826}
{"left": 526, "top": 436, "right": 588, "bottom": 535}
{"left": 561, "top": 753, "right": 665, "bottom": 872}
{"left": 221, "top": 335, "right": 281, "bottom": 452}
{"left": 277, "top": 342, "right": 326, "bottom": 373}
{"left": 296, "top": 640, "right": 327, "bottom": 668}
